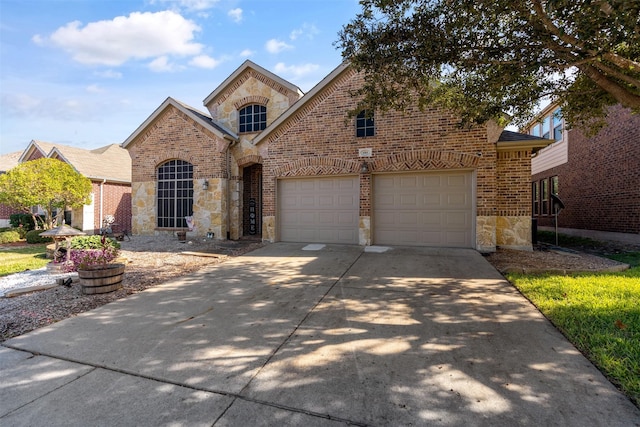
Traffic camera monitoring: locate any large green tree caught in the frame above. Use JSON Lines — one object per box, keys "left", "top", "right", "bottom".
{"left": 337, "top": 0, "right": 640, "bottom": 131}
{"left": 0, "top": 158, "right": 92, "bottom": 229}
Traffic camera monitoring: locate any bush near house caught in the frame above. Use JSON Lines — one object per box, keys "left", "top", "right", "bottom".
{"left": 70, "top": 235, "right": 120, "bottom": 251}
{"left": 25, "top": 230, "right": 53, "bottom": 244}
{"left": 0, "top": 230, "right": 21, "bottom": 244}
{"left": 9, "top": 213, "right": 42, "bottom": 233}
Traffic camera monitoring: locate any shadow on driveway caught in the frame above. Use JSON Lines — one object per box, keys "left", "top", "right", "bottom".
{"left": 2, "top": 243, "right": 639, "bottom": 426}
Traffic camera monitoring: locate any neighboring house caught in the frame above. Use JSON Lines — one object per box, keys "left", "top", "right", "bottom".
{"left": 1, "top": 140, "right": 132, "bottom": 234}
{"left": 123, "top": 60, "right": 550, "bottom": 251}
{"left": 527, "top": 104, "right": 640, "bottom": 238}
{"left": 0, "top": 150, "right": 22, "bottom": 227}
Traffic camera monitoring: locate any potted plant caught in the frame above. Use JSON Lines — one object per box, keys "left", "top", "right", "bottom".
{"left": 65, "top": 235, "right": 125, "bottom": 294}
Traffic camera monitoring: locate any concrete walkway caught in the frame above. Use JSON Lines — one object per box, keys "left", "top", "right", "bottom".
{"left": 1, "top": 243, "right": 638, "bottom": 426}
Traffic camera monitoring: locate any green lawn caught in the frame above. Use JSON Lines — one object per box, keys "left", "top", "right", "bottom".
{"left": 0, "top": 244, "right": 50, "bottom": 277}
{"left": 507, "top": 265, "right": 640, "bottom": 407}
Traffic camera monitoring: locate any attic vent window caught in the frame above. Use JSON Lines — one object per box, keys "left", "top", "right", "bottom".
{"left": 239, "top": 104, "right": 267, "bottom": 133}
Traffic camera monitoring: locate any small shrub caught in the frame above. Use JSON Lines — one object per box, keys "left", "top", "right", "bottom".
{"left": 70, "top": 235, "right": 120, "bottom": 251}
{"left": 0, "top": 230, "right": 21, "bottom": 244}
{"left": 25, "top": 229, "right": 53, "bottom": 244}
{"left": 65, "top": 235, "right": 121, "bottom": 272}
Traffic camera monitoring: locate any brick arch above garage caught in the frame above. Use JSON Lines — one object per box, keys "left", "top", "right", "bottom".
{"left": 273, "top": 157, "right": 362, "bottom": 177}
{"left": 370, "top": 150, "right": 480, "bottom": 172}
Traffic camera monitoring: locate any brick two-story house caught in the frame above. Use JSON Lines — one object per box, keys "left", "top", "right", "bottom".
{"left": 123, "top": 61, "right": 550, "bottom": 251}
{"left": 0, "top": 140, "right": 132, "bottom": 234}
{"left": 528, "top": 104, "right": 640, "bottom": 240}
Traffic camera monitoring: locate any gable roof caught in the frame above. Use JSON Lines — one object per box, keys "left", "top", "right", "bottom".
{"left": 202, "top": 60, "right": 304, "bottom": 107}
{"left": 252, "top": 62, "right": 351, "bottom": 146}
{"left": 0, "top": 150, "right": 22, "bottom": 173}
{"left": 121, "top": 97, "right": 238, "bottom": 149}
{"left": 18, "top": 140, "right": 57, "bottom": 163}
{"left": 49, "top": 144, "right": 132, "bottom": 183}
{"left": 13, "top": 140, "right": 131, "bottom": 183}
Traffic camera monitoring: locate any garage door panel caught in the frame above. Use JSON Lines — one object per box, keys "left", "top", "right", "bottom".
{"left": 447, "top": 193, "right": 468, "bottom": 206}
{"left": 373, "top": 171, "right": 473, "bottom": 247}
{"left": 446, "top": 212, "right": 470, "bottom": 227}
{"left": 279, "top": 177, "right": 359, "bottom": 244}
{"left": 338, "top": 195, "right": 357, "bottom": 207}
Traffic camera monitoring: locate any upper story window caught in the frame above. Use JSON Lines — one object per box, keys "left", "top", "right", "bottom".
{"left": 529, "top": 107, "right": 563, "bottom": 142}
{"left": 356, "top": 110, "right": 375, "bottom": 137}
{"left": 239, "top": 104, "right": 267, "bottom": 133}
{"left": 552, "top": 108, "right": 563, "bottom": 141}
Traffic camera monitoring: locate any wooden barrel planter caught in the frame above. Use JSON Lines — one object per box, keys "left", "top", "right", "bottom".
{"left": 78, "top": 263, "right": 125, "bottom": 294}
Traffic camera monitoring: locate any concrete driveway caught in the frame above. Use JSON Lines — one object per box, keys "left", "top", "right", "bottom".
{"left": 1, "top": 243, "right": 638, "bottom": 426}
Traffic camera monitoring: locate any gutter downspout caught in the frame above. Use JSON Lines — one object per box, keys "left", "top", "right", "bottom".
{"left": 99, "top": 179, "right": 106, "bottom": 232}
{"left": 226, "top": 150, "right": 231, "bottom": 240}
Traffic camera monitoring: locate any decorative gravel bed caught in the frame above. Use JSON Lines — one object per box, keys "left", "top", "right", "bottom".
{"left": 0, "top": 236, "right": 263, "bottom": 342}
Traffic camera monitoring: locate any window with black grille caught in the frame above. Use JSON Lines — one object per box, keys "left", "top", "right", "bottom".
{"left": 356, "top": 110, "right": 375, "bottom": 137}
{"left": 239, "top": 104, "right": 267, "bottom": 133}
{"left": 157, "top": 160, "right": 193, "bottom": 228}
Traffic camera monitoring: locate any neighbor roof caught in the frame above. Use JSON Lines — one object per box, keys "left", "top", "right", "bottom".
{"left": 0, "top": 151, "right": 22, "bottom": 173}
{"left": 13, "top": 139, "right": 131, "bottom": 183}
{"left": 49, "top": 144, "right": 132, "bottom": 183}
{"left": 18, "top": 140, "right": 57, "bottom": 163}
{"left": 497, "top": 130, "right": 553, "bottom": 152}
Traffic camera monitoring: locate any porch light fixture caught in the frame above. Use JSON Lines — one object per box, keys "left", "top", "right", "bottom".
{"left": 203, "top": 180, "right": 209, "bottom": 190}
{"left": 360, "top": 161, "right": 369, "bottom": 174}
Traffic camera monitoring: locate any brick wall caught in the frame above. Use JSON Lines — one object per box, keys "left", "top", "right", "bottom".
{"left": 497, "top": 150, "right": 533, "bottom": 216}
{"left": 0, "top": 203, "right": 19, "bottom": 225}
{"left": 533, "top": 105, "right": 640, "bottom": 234}
{"left": 259, "top": 69, "right": 500, "bottom": 218}
{"left": 127, "top": 106, "right": 229, "bottom": 183}
{"left": 95, "top": 182, "right": 132, "bottom": 233}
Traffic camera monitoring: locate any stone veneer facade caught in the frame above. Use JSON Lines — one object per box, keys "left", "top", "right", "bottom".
{"left": 125, "top": 61, "right": 538, "bottom": 251}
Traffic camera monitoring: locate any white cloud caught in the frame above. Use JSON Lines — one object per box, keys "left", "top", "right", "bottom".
{"left": 1, "top": 93, "right": 42, "bottom": 115}
{"left": 148, "top": 56, "right": 180, "bottom": 72}
{"left": 265, "top": 39, "right": 293, "bottom": 54}
{"left": 189, "top": 54, "right": 221, "bottom": 69}
{"left": 94, "top": 70, "right": 122, "bottom": 79}
{"left": 86, "top": 84, "right": 104, "bottom": 93}
{"left": 239, "top": 49, "right": 254, "bottom": 57}
{"left": 228, "top": 8, "right": 243, "bottom": 23}
{"left": 151, "top": 0, "right": 220, "bottom": 11}
{"left": 36, "top": 11, "right": 202, "bottom": 66}
{"left": 273, "top": 62, "right": 320, "bottom": 79}
{"left": 290, "top": 23, "right": 319, "bottom": 41}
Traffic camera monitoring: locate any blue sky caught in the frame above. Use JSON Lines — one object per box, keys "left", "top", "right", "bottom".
{"left": 0, "top": 0, "right": 362, "bottom": 155}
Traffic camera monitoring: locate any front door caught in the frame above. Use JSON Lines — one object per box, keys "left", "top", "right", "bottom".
{"left": 242, "top": 164, "right": 262, "bottom": 238}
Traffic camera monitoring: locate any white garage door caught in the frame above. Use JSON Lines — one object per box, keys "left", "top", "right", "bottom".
{"left": 278, "top": 176, "right": 359, "bottom": 244}
{"left": 373, "top": 171, "right": 473, "bottom": 247}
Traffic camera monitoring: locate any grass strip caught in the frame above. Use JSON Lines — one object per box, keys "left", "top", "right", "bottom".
{"left": 0, "top": 244, "right": 50, "bottom": 277}
{"left": 507, "top": 267, "right": 640, "bottom": 407}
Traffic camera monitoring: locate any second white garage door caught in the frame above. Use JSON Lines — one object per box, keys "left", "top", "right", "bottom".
{"left": 373, "top": 171, "right": 473, "bottom": 247}
{"left": 278, "top": 176, "right": 359, "bottom": 244}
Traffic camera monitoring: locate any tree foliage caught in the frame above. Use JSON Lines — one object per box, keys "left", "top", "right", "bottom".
{"left": 0, "top": 158, "right": 92, "bottom": 229}
{"left": 337, "top": 0, "right": 640, "bottom": 132}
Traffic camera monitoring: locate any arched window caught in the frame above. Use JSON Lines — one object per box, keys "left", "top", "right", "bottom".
{"left": 157, "top": 160, "right": 193, "bottom": 228}
{"left": 239, "top": 104, "right": 267, "bottom": 133}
